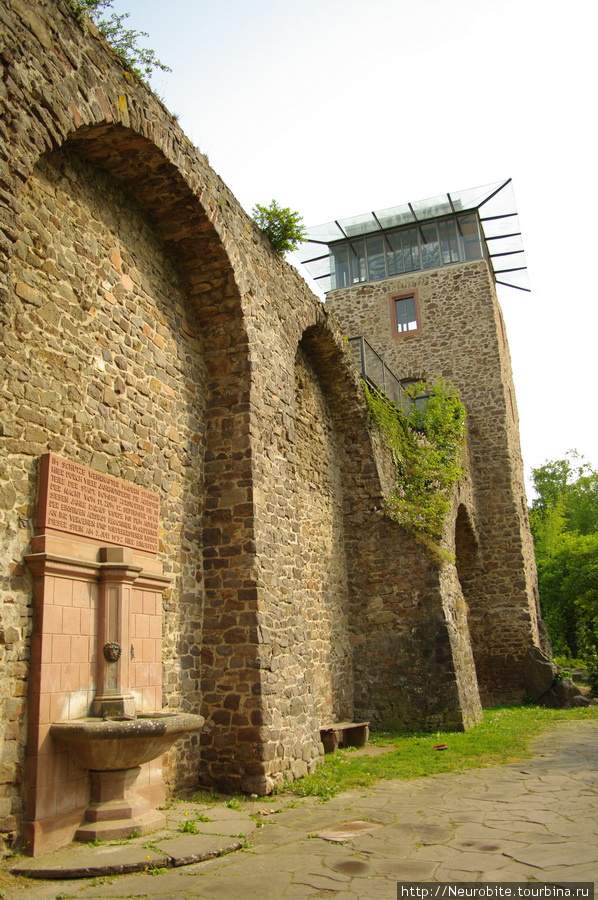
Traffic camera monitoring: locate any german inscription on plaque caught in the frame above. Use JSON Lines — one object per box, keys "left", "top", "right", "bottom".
{"left": 37, "top": 454, "right": 160, "bottom": 553}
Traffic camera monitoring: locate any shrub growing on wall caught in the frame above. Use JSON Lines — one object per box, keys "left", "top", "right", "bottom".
{"left": 71, "top": 0, "right": 170, "bottom": 79}
{"left": 252, "top": 200, "right": 307, "bottom": 254}
{"left": 364, "top": 379, "right": 466, "bottom": 555}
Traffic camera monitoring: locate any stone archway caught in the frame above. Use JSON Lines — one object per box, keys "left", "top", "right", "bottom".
{"left": 455, "top": 504, "right": 480, "bottom": 601}
{"left": 292, "top": 335, "right": 353, "bottom": 726}
{"left": 3, "top": 118, "right": 258, "bottom": 846}
{"left": 454, "top": 503, "right": 488, "bottom": 700}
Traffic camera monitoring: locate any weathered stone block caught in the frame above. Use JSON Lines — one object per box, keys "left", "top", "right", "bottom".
{"left": 524, "top": 647, "right": 557, "bottom": 700}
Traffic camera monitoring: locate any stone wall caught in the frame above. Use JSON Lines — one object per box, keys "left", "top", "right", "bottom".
{"left": 0, "top": 0, "right": 539, "bottom": 852}
{"left": 326, "top": 263, "right": 542, "bottom": 704}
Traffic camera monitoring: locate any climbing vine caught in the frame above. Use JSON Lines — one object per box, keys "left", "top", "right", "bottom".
{"left": 364, "top": 379, "right": 466, "bottom": 552}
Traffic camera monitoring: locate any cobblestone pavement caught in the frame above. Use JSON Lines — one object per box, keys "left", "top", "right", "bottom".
{"left": 3, "top": 720, "right": 597, "bottom": 899}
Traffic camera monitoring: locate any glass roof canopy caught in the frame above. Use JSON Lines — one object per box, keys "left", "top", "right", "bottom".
{"left": 295, "top": 178, "right": 529, "bottom": 294}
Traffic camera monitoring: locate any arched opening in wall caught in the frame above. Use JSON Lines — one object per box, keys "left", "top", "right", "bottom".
{"left": 454, "top": 503, "right": 486, "bottom": 693}
{"left": 7, "top": 124, "right": 253, "bottom": 817}
{"left": 292, "top": 335, "right": 353, "bottom": 726}
{"left": 455, "top": 505, "right": 479, "bottom": 588}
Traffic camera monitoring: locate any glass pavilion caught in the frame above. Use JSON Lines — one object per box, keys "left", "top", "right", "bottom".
{"left": 295, "top": 179, "right": 529, "bottom": 294}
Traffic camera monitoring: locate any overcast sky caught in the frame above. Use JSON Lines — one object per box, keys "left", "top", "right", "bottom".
{"left": 111, "top": 0, "right": 597, "bottom": 492}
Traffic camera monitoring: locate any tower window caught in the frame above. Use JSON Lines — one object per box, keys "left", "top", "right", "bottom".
{"left": 391, "top": 292, "right": 421, "bottom": 336}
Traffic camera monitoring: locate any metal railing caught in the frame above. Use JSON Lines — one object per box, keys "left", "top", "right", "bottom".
{"left": 348, "top": 336, "right": 412, "bottom": 414}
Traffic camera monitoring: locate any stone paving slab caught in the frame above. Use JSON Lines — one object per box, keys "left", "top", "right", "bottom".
{"left": 173, "top": 818, "right": 254, "bottom": 837}
{"left": 2, "top": 719, "right": 597, "bottom": 899}
{"left": 538, "top": 863, "right": 598, "bottom": 881}
{"left": 10, "top": 806, "right": 256, "bottom": 879}
{"left": 11, "top": 844, "right": 170, "bottom": 879}
{"left": 161, "top": 833, "right": 244, "bottom": 867}
{"left": 368, "top": 857, "right": 439, "bottom": 879}
{"left": 316, "top": 820, "right": 384, "bottom": 842}
{"left": 505, "top": 841, "right": 598, "bottom": 867}
{"left": 384, "top": 822, "right": 453, "bottom": 842}
{"left": 448, "top": 837, "right": 521, "bottom": 854}
{"left": 435, "top": 850, "right": 513, "bottom": 872}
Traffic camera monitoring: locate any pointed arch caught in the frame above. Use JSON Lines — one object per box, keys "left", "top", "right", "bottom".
{"left": 6, "top": 122, "right": 257, "bottom": 805}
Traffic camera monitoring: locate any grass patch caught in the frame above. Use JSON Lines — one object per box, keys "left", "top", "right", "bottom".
{"left": 283, "top": 705, "right": 598, "bottom": 800}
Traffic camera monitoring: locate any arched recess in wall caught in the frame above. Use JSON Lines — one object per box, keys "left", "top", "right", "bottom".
{"left": 6, "top": 123, "right": 253, "bottom": 791}
{"left": 293, "top": 335, "right": 352, "bottom": 725}
{"left": 290, "top": 323, "right": 379, "bottom": 727}
{"left": 454, "top": 503, "right": 486, "bottom": 691}
{"left": 455, "top": 504, "right": 479, "bottom": 587}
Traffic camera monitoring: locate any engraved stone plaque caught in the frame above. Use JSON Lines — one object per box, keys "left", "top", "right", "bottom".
{"left": 37, "top": 454, "right": 160, "bottom": 553}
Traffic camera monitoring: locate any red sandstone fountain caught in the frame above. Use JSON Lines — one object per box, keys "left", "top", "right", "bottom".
{"left": 51, "top": 712, "right": 203, "bottom": 841}
{"left": 24, "top": 454, "right": 204, "bottom": 852}
{"left": 48, "top": 545, "right": 204, "bottom": 841}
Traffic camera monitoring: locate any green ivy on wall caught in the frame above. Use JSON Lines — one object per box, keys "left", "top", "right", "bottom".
{"left": 364, "top": 379, "right": 466, "bottom": 555}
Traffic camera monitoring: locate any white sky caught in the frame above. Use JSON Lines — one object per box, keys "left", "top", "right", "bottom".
{"left": 111, "top": 0, "right": 597, "bottom": 493}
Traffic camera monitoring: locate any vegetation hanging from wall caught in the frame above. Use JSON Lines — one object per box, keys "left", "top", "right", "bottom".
{"left": 364, "top": 379, "right": 466, "bottom": 555}
{"left": 70, "top": 0, "right": 171, "bottom": 80}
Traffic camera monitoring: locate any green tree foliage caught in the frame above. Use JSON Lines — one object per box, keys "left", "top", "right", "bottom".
{"left": 71, "top": 0, "right": 171, "bottom": 80}
{"left": 364, "top": 379, "right": 466, "bottom": 554}
{"left": 530, "top": 453, "right": 598, "bottom": 658}
{"left": 251, "top": 200, "right": 307, "bottom": 254}
{"left": 538, "top": 533, "right": 598, "bottom": 656}
{"left": 565, "top": 470, "right": 598, "bottom": 535}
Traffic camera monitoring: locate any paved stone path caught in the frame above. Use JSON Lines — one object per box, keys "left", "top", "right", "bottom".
{"left": 3, "top": 720, "right": 597, "bottom": 899}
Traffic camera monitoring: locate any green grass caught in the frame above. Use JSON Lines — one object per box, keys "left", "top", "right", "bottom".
{"left": 283, "top": 705, "right": 598, "bottom": 801}
{"left": 553, "top": 655, "right": 587, "bottom": 669}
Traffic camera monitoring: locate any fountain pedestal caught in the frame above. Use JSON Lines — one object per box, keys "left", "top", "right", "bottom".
{"left": 76, "top": 768, "right": 165, "bottom": 841}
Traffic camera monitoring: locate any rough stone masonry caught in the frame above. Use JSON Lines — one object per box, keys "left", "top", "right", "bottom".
{"left": 0, "top": 0, "right": 542, "bottom": 852}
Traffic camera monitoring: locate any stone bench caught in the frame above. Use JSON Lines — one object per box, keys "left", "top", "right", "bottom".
{"left": 320, "top": 721, "right": 370, "bottom": 754}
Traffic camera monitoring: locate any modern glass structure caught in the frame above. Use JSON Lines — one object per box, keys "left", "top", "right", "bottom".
{"left": 295, "top": 179, "right": 529, "bottom": 294}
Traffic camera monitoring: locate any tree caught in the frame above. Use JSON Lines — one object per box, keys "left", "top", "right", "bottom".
{"left": 530, "top": 453, "right": 598, "bottom": 658}
{"left": 251, "top": 200, "right": 307, "bottom": 255}
{"left": 530, "top": 457, "right": 574, "bottom": 510}
{"left": 71, "top": 0, "right": 171, "bottom": 80}
{"left": 565, "top": 470, "right": 598, "bottom": 535}
{"left": 537, "top": 532, "right": 598, "bottom": 656}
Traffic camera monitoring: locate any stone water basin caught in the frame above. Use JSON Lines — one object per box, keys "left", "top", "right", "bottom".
{"left": 50, "top": 712, "right": 204, "bottom": 771}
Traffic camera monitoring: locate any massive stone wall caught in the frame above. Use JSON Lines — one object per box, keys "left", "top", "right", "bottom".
{"left": 327, "top": 263, "right": 542, "bottom": 704}
{"left": 0, "top": 0, "right": 539, "bottom": 852}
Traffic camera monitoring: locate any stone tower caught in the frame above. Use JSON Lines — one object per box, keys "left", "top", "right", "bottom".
{"left": 298, "top": 181, "right": 543, "bottom": 705}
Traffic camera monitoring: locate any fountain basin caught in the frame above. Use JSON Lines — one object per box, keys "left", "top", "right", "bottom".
{"left": 50, "top": 712, "right": 205, "bottom": 771}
